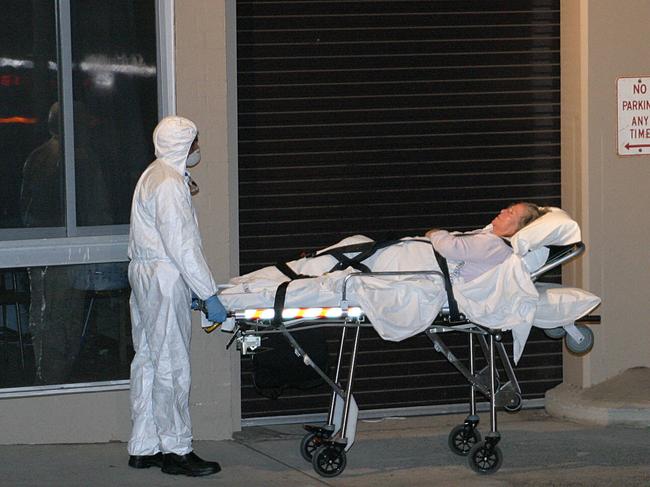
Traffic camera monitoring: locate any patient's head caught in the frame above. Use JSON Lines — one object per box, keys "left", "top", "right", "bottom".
{"left": 492, "top": 202, "right": 548, "bottom": 237}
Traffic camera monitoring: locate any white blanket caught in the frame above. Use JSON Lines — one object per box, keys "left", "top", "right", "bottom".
{"left": 218, "top": 235, "right": 597, "bottom": 362}
{"left": 455, "top": 254, "right": 539, "bottom": 361}
{"left": 220, "top": 236, "right": 446, "bottom": 341}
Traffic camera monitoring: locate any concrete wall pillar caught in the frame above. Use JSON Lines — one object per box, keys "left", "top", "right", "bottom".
{"left": 175, "top": 0, "right": 240, "bottom": 440}
{"left": 561, "top": 0, "right": 650, "bottom": 388}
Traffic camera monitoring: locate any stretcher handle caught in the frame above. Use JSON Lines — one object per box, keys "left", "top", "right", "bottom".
{"left": 196, "top": 299, "right": 234, "bottom": 334}
{"left": 341, "top": 270, "right": 445, "bottom": 304}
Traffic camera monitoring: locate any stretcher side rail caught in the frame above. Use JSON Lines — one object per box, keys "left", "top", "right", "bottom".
{"left": 530, "top": 242, "right": 585, "bottom": 281}
{"left": 340, "top": 269, "right": 445, "bottom": 306}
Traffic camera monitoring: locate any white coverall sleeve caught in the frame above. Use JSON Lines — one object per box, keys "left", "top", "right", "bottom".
{"left": 428, "top": 230, "right": 510, "bottom": 264}
{"left": 154, "top": 179, "right": 218, "bottom": 300}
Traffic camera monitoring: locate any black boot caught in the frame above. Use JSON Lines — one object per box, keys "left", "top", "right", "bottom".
{"left": 128, "top": 452, "right": 164, "bottom": 469}
{"left": 162, "top": 451, "right": 221, "bottom": 477}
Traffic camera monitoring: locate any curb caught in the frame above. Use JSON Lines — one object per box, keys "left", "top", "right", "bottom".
{"left": 545, "top": 382, "right": 650, "bottom": 428}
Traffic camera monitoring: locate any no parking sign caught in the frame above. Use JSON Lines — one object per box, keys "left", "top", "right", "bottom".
{"left": 617, "top": 77, "right": 650, "bottom": 156}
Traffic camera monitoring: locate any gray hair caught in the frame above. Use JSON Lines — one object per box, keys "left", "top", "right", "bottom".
{"left": 514, "top": 202, "right": 549, "bottom": 230}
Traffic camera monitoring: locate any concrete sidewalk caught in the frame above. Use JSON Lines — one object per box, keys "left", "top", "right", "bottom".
{"left": 3, "top": 408, "right": 650, "bottom": 487}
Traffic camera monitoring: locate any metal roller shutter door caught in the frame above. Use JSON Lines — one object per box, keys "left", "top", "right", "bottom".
{"left": 237, "top": 0, "right": 562, "bottom": 420}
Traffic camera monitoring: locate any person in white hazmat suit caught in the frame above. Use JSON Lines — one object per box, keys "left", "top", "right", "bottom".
{"left": 126, "top": 116, "right": 226, "bottom": 477}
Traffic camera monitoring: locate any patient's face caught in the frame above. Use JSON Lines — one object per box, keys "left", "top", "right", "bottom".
{"left": 491, "top": 203, "right": 528, "bottom": 237}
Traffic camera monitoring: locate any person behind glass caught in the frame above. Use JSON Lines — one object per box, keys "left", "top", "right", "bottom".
{"left": 127, "top": 116, "right": 227, "bottom": 477}
{"left": 426, "top": 202, "right": 548, "bottom": 283}
{"left": 20, "top": 101, "right": 112, "bottom": 385}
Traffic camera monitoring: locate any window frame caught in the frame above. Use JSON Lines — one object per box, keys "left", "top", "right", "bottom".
{"left": 0, "top": 0, "right": 176, "bottom": 397}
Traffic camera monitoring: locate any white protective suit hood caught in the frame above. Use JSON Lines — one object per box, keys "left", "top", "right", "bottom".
{"left": 153, "top": 116, "right": 197, "bottom": 174}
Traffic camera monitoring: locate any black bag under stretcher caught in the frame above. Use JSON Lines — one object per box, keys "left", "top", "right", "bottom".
{"left": 252, "top": 328, "right": 330, "bottom": 400}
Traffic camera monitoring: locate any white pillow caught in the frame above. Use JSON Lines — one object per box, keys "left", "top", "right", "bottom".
{"left": 510, "top": 207, "right": 581, "bottom": 255}
{"left": 533, "top": 282, "right": 600, "bottom": 328}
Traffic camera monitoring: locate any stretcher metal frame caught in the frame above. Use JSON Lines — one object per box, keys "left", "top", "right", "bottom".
{"left": 223, "top": 242, "right": 597, "bottom": 476}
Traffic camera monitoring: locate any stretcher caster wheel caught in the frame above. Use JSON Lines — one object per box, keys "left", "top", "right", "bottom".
{"left": 448, "top": 424, "right": 482, "bottom": 456}
{"left": 565, "top": 324, "right": 594, "bottom": 355}
{"left": 312, "top": 444, "right": 347, "bottom": 477}
{"left": 544, "top": 326, "right": 566, "bottom": 339}
{"left": 300, "top": 432, "right": 324, "bottom": 462}
{"left": 468, "top": 441, "right": 503, "bottom": 474}
{"left": 504, "top": 392, "right": 523, "bottom": 413}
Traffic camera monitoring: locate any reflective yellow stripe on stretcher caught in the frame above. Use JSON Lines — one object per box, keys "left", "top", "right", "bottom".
{"left": 242, "top": 307, "right": 364, "bottom": 321}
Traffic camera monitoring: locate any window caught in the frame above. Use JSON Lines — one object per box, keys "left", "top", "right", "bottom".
{"left": 69, "top": 0, "right": 159, "bottom": 228}
{"left": 0, "top": 0, "right": 168, "bottom": 393}
{"left": 1, "top": 263, "right": 131, "bottom": 388}
{"left": 1, "top": 0, "right": 158, "bottom": 238}
{"left": 1, "top": 1, "right": 60, "bottom": 233}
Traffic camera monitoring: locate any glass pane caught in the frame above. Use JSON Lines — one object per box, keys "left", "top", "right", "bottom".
{"left": 70, "top": 0, "right": 158, "bottom": 227}
{"left": 0, "top": 1, "right": 62, "bottom": 230}
{"left": 0, "top": 263, "right": 133, "bottom": 388}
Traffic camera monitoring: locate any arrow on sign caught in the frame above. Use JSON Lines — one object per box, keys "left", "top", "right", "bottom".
{"left": 625, "top": 143, "right": 650, "bottom": 149}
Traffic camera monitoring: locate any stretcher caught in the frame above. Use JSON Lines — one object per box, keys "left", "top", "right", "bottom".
{"left": 218, "top": 210, "right": 600, "bottom": 476}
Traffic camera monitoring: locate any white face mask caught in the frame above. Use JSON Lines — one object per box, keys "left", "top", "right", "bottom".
{"left": 186, "top": 148, "right": 201, "bottom": 167}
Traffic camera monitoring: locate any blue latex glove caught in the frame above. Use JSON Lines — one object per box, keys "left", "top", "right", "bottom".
{"left": 190, "top": 291, "right": 200, "bottom": 311}
{"left": 204, "top": 294, "right": 227, "bottom": 323}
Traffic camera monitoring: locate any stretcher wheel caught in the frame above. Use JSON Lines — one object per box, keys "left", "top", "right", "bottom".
{"left": 300, "top": 432, "right": 324, "bottom": 462}
{"left": 565, "top": 324, "right": 594, "bottom": 355}
{"left": 312, "top": 444, "right": 347, "bottom": 477}
{"left": 503, "top": 392, "right": 523, "bottom": 413}
{"left": 544, "top": 327, "right": 566, "bottom": 339}
{"left": 468, "top": 441, "right": 503, "bottom": 474}
{"left": 448, "top": 424, "right": 482, "bottom": 456}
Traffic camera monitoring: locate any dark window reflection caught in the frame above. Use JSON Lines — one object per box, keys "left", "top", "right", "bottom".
{"left": 0, "top": 1, "right": 61, "bottom": 229}
{"left": 71, "top": 0, "right": 158, "bottom": 226}
{"left": 20, "top": 102, "right": 65, "bottom": 227}
{"left": 0, "top": 263, "right": 133, "bottom": 387}
{"left": 0, "top": 1, "right": 158, "bottom": 231}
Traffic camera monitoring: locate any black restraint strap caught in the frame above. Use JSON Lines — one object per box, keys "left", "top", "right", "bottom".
{"left": 272, "top": 280, "right": 291, "bottom": 326}
{"left": 275, "top": 261, "right": 310, "bottom": 281}
{"left": 272, "top": 240, "right": 391, "bottom": 324}
{"left": 277, "top": 241, "right": 381, "bottom": 277}
{"left": 273, "top": 262, "right": 314, "bottom": 325}
{"left": 325, "top": 238, "right": 411, "bottom": 273}
{"left": 432, "top": 248, "right": 462, "bottom": 323}
{"left": 328, "top": 250, "right": 372, "bottom": 273}
{"left": 272, "top": 238, "right": 434, "bottom": 325}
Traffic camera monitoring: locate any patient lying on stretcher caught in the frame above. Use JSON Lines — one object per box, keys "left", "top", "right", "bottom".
{"left": 219, "top": 201, "right": 548, "bottom": 307}
{"left": 218, "top": 203, "right": 599, "bottom": 361}
{"left": 426, "top": 202, "right": 548, "bottom": 283}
